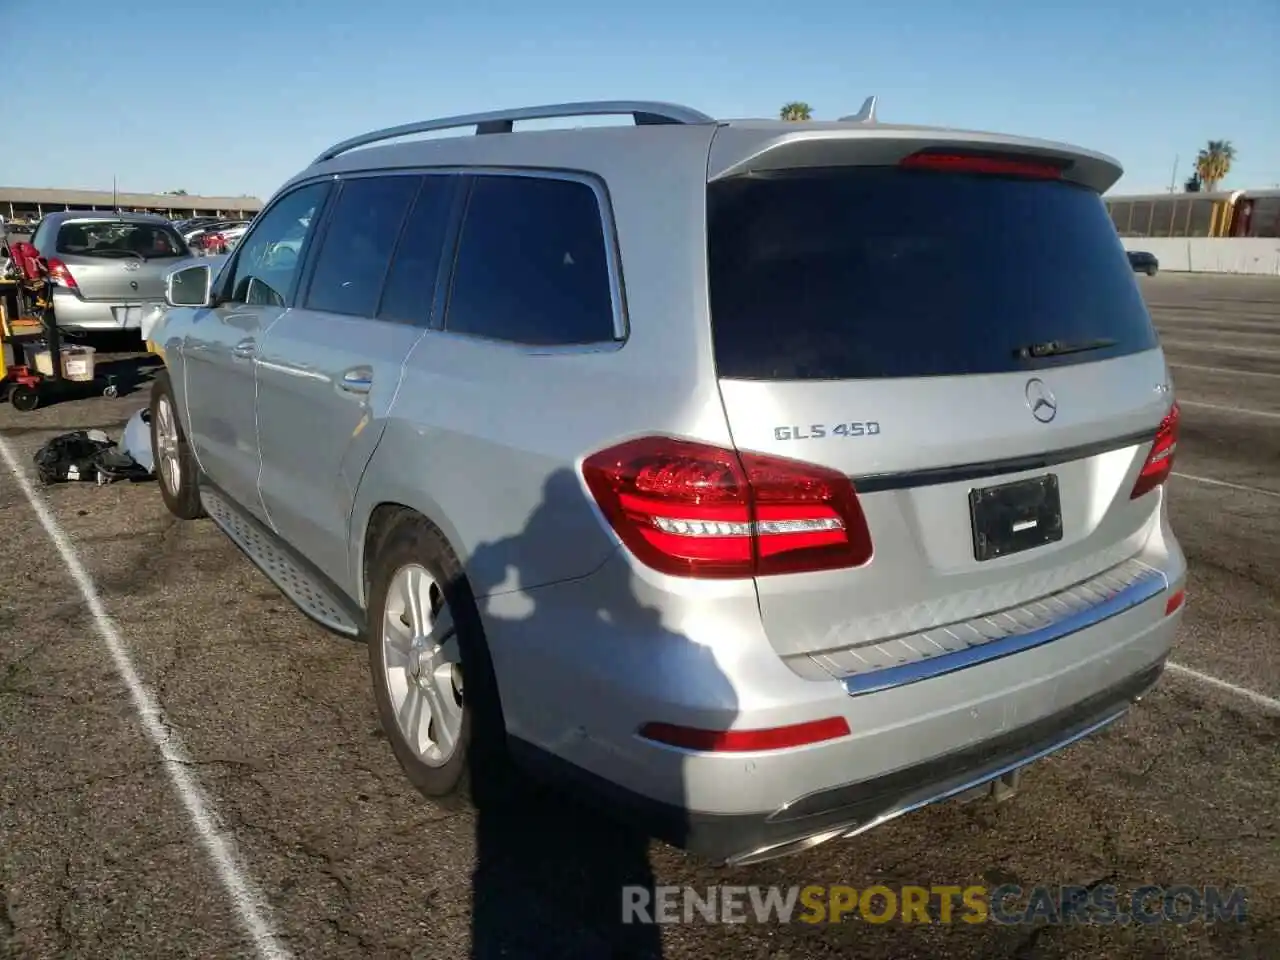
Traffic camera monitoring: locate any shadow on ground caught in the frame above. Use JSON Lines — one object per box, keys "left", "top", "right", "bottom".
{"left": 448, "top": 469, "right": 738, "bottom": 958}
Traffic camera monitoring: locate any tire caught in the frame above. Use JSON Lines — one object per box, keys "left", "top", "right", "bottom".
{"left": 366, "top": 513, "right": 509, "bottom": 804}
{"left": 1147, "top": 265, "right": 1158, "bottom": 276}
{"left": 9, "top": 384, "right": 39, "bottom": 412}
{"left": 150, "top": 369, "right": 205, "bottom": 520}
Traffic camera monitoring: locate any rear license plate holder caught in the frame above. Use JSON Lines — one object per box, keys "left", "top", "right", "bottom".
{"left": 112, "top": 304, "right": 143, "bottom": 326}
{"left": 969, "top": 474, "right": 1063, "bottom": 562}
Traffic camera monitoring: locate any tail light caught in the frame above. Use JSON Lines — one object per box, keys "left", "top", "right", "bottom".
{"left": 45, "top": 258, "right": 78, "bottom": 289}
{"left": 581, "top": 436, "right": 873, "bottom": 579}
{"left": 639, "top": 716, "right": 851, "bottom": 752}
{"left": 900, "top": 150, "right": 1065, "bottom": 180}
{"left": 1130, "top": 402, "right": 1180, "bottom": 499}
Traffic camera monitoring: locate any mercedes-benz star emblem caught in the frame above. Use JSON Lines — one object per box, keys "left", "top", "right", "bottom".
{"left": 1025, "top": 378, "right": 1058, "bottom": 423}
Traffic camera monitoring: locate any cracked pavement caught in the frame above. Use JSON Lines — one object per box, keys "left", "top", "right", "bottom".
{"left": 2, "top": 275, "right": 1278, "bottom": 959}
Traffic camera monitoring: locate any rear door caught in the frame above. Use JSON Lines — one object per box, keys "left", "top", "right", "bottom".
{"left": 705, "top": 145, "right": 1174, "bottom": 659}
{"left": 50, "top": 219, "right": 192, "bottom": 304}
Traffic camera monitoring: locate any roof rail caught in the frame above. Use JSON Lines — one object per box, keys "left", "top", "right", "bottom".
{"left": 837, "top": 96, "right": 878, "bottom": 123}
{"left": 312, "top": 100, "right": 717, "bottom": 165}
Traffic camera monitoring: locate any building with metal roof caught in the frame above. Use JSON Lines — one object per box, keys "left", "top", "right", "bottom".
{"left": 0, "top": 186, "right": 263, "bottom": 227}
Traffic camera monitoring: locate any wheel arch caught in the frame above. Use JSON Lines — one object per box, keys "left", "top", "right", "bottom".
{"left": 351, "top": 491, "right": 469, "bottom": 611}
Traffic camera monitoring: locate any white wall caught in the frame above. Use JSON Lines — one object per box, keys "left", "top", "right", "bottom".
{"left": 1120, "top": 237, "right": 1280, "bottom": 276}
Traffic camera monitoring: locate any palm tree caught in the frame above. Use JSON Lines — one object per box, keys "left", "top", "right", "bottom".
{"left": 1194, "top": 140, "right": 1236, "bottom": 192}
{"left": 779, "top": 102, "right": 813, "bottom": 121}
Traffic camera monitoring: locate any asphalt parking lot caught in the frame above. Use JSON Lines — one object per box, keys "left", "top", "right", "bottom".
{"left": 1, "top": 274, "right": 1278, "bottom": 959}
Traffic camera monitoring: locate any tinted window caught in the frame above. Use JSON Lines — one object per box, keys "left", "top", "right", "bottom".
{"left": 1248, "top": 197, "right": 1280, "bottom": 238}
{"left": 1128, "top": 202, "right": 1152, "bottom": 237}
{"left": 306, "top": 176, "right": 419, "bottom": 317}
{"left": 1187, "top": 198, "right": 1213, "bottom": 237}
{"left": 30, "top": 219, "right": 51, "bottom": 249}
{"left": 445, "top": 175, "right": 614, "bottom": 344}
{"left": 378, "top": 176, "right": 457, "bottom": 326}
{"left": 56, "top": 221, "right": 188, "bottom": 259}
{"left": 226, "top": 183, "right": 328, "bottom": 307}
{"left": 1149, "top": 199, "right": 1174, "bottom": 237}
{"left": 707, "top": 168, "right": 1159, "bottom": 380}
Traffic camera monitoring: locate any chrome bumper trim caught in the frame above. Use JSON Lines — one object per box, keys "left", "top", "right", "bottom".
{"left": 840, "top": 562, "right": 1169, "bottom": 697}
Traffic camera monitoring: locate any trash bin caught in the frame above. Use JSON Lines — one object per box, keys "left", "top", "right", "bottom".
{"left": 31, "top": 344, "right": 96, "bottom": 382}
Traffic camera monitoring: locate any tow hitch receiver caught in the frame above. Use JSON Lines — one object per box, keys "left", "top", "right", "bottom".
{"left": 954, "top": 768, "right": 1023, "bottom": 806}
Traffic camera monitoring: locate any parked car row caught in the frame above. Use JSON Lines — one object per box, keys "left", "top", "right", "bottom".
{"left": 176, "top": 217, "right": 253, "bottom": 256}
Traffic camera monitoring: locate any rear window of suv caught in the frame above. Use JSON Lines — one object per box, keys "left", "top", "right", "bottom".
{"left": 706, "top": 167, "right": 1159, "bottom": 380}
{"left": 56, "top": 221, "right": 189, "bottom": 260}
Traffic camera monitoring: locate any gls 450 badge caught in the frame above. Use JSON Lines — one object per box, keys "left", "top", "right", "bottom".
{"left": 773, "top": 421, "right": 881, "bottom": 441}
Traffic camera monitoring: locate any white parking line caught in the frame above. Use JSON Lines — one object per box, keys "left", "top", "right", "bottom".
{"left": 1166, "top": 662, "right": 1280, "bottom": 714}
{"left": 1156, "top": 315, "right": 1280, "bottom": 330}
{"left": 1173, "top": 472, "right": 1280, "bottom": 499}
{"left": 1160, "top": 325, "right": 1280, "bottom": 338}
{"left": 1177, "top": 399, "right": 1280, "bottom": 420}
{"left": 1168, "top": 362, "right": 1280, "bottom": 380}
{"left": 1161, "top": 338, "right": 1280, "bottom": 358}
{"left": 0, "top": 435, "right": 293, "bottom": 960}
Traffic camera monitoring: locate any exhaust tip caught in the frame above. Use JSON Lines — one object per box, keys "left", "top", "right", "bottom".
{"left": 725, "top": 824, "right": 853, "bottom": 867}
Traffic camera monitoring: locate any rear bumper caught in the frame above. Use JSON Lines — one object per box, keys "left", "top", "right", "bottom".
{"left": 489, "top": 533, "right": 1184, "bottom": 864}
{"left": 512, "top": 657, "right": 1165, "bottom": 865}
{"left": 51, "top": 290, "right": 157, "bottom": 332}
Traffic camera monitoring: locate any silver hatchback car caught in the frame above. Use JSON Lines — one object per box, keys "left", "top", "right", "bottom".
{"left": 30, "top": 211, "right": 196, "bottom": 333}
{"left": 149, "top": 99, "right": 1185, "bottom": 866}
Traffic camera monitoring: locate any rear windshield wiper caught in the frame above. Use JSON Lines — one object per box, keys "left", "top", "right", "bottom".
{"left": 1013, "top": 337, "right": 1118, "bottom": 360}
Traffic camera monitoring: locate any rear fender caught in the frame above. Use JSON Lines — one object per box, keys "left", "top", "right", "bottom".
{"left": 347, "top": 419, "right": 469, "bottom": 611}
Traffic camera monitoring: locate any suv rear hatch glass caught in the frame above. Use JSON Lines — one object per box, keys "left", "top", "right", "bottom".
{"left": 707, "top": 159, "right": 1173, "bottom": 662}
{"left": 708, "top": 164, "right": 1157, "bottom": 380}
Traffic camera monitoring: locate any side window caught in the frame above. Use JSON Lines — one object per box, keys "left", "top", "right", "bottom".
{"left": 305, "top": 175, "right": 419, "bottom": 317}
{"left": 30, "top": 218, "right": 51, "bottom": 250}
{"left": 378, "top": 175, "right": 458, "bottom": 326}
{"left": 445, "top": 175, "right": 616, "bottom": 345}
{"left": 225, "top": 183, "right": 329, "bottom": 308}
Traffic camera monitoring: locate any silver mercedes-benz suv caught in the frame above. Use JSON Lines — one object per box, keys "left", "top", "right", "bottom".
{"left": 148, "top": 98, "right": 1185, "bottom": 866}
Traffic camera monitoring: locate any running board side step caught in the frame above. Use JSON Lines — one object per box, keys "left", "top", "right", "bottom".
{"left": 200, "top": 485, "right": 364, "bottom": 639}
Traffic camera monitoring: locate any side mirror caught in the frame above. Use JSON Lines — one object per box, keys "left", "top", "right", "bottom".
{"left": 166, "top": 263, "right": 214, "bottom": 308}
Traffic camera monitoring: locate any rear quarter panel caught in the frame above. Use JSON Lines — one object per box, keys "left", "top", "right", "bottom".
{"left": 346, "top": 124, "right": 734, "bottom": 607}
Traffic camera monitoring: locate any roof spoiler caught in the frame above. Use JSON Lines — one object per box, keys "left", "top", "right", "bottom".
{"left": 707, "top": 126, "right": 1125, "bottom": 193}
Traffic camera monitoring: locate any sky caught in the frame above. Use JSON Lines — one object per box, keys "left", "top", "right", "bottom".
{"left": 5, "top": 0, "right": 1277, "bottom": 202}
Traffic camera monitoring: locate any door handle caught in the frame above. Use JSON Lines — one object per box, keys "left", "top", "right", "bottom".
{"left": 231, "top": 338, "right": 257, "bottom": 359}
{"left": 338, "top": 367, "right": 373, "bottom": 394}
